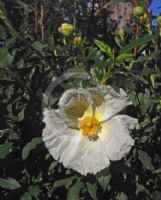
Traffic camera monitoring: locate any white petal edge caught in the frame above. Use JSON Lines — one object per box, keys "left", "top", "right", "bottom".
{"left": 97, "top": 85, "right": 130, "bottom": 101}
{"left": 99, "top": 115, "right": 138, "bottom": 161}
{"left": 95, "top": 93, "right": 132, "bottom": 122}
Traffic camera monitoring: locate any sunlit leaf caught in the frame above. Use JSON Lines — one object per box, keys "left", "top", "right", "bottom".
{"left": 116, "top": 53, "right": 133, "bottom": 61}
{"left": 94, "top": 39, "right": 113, "bottom": 57}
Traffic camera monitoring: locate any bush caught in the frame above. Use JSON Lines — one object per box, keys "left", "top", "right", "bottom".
{"left": 0, "top": 0, "right": 161, "bottom": 199}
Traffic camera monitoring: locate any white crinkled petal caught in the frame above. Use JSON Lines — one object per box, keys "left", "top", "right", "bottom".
{"left": 43, "top": 108, "right": 110, "bottom": 175}
{"left": 98, "top": 85, "right": 129, "bottom": 101}
{"left": 99, "top": 115, "right": 137, "bottom": 161}
{"left": 95, "top": 93, "right": 131, "bottom": 122}
{"left": 77, "top": 139, "right": 110, "bottom": 175}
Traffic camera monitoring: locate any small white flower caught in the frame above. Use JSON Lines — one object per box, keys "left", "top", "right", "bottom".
{"left": 42, "top": 86, "right": 138, "bottom": 176}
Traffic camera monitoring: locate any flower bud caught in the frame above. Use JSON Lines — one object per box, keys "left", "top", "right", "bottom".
{"left": 157, "top": 16, "right": 161, "bottom": 27}
{"left": 139, "top": 12, "right": 148, "bottom": 22}
{"left": 58, "top": 23, "right": 74, "bottom": 36}
{"left": 133, "top": 6, "right": 144, "bottom": 17}
{"left": 118, "top": 28, "right": 125, "bottom": 41}
{"left": 73, "top": 36, "right": 83, "bottom": 46}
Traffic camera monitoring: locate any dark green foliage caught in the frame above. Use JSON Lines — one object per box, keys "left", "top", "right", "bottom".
{"left": 0, "top": 0, "right": 161, "bottom": 199}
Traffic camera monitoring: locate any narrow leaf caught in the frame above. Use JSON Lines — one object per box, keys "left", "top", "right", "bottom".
{"left": 53, "top": 176, "right": 77, "bottom": 189}
{"left": 22, "top": 137, "right": 42, "bottom": 160}
{"left": 116, "top": 53, "right": 133, "bottom": 61}
{"left": 120, "top": 35, "right": 156, "bottom": 53}
{"left": 48, "top": 161, "right": 58, "bottom": 173}
{"left": 152, "top": 168, "right": 161, "bottom": 174}
{"left": 94, "top": 39, "right": 113, "bottom": 57}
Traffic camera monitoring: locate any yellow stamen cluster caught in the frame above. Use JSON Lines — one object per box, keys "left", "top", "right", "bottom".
{"left": 79, "top": 116, "right": 101, "bottom": 139}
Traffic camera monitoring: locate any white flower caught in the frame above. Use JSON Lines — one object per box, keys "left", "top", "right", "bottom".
{"left": 42, "top": 86, "right": 138, "bottom": 176}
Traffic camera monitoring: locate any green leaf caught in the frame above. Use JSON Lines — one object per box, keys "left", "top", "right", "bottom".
{"left": 0, "top": 142, "right": 13, "bottom": 159}
{"left": 53, "top": 176, "right": 77, "bottom": 190}
{"left": 0, "top": 47, "right": 16, "bottom": 68}
{"left": 120, "top": 35, "right": 156, "bottom": 53}
{"left": 66, "top": 56, "right": 80, "bottom": 62}
{"left": 97, "top": 174, "right": 111, "bottom": 192}
{"left": 42, "top": 93, "right": 50, "bottom": 106}
{"left": 116, "top": 53, "right": 133, "bottom": 61}
{"left": 96, "top": 168, "right": 111, "bottom": 192}
{"left": 48, "top": 161, "right": 58, "bottom": 173}
{"left": 138, "top": 150, "right": 154, "bottom": 171}
{"left": 0, "top": 177, "right": 21, "bottom": 190}
{"left": 15, "top": 0, "right": 33, "bottom": 11}
{"left": 20, "top": 192, "right": 32, "bottom": 200}
{"left": 28, "top": 185, "right": 41, "bottom": 198}
{"left": 16, "top": 59, "right": 24, "bottom": 69}
{"left": 116, "top": 192, "right": 128, "bottom": 200}
{"left": 136, "top": 183, "right": 150, "bottom": 195}
{"left": 32, "top": 41, "right": 43, "bottom": 52}
{"left": 153, "top": 168, "right": 161, "bottom": 174}
{"left": 17, "top": 107, "right": 25, "bottom": 122}
{"left": 21, "top": 185, "right": 41, "bottom": 200}
{"left": 140, "top": 118, "right": 151, "bottom": 128}
{"left": 67, "top": 179, "right": 84, "bottom": 200}
{"left": 86, "top": 182, "right": 98, "bottom": 200}
{"left": 129, "top": 91, "right": 139, "bottom": 107}
{"left": 94, "top": 39, "right": 113, "bottom": 57}
{"left": 22, "top": 137, "right": 42, "bottom": 160}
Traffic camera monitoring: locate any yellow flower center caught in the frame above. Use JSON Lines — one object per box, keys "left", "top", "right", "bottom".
{"left": 79, "top": 116, "right": 101, "bottom": 139}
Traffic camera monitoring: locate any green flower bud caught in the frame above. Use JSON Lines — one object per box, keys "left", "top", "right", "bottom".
{"left": 157, "top": 16, "right": 161, "bottom": 27}
{"left": 133, "top": 6, "right": 144, "bottom": 17}
{"left": 58, "top": 23, "right": 74, "bottom": 36}
{"left": 118, "top": 28, "right": 125, "bottom": 41}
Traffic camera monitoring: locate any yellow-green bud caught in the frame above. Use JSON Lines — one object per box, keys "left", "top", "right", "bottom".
{"left": 118, "top": 28, "right": 125, "bottom": 41}
{"left": 139, "top": 12, "right": 148, "bottom": 22}
{"left": 58, "top": 23, "right": 74, "bottom": 36}
{"left": 157, "top": 16, "right": 161, "bottom": 27}
{"left": 133, "top": 6, "right": 145, "bottom": 17}
{"left": 73, "top": 36, "right": 83, "bottom": 46}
